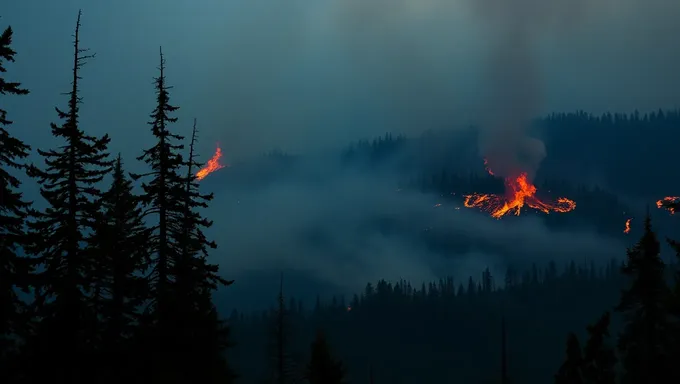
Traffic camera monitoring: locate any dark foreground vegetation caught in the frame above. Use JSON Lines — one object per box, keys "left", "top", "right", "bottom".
{"left": 3, "top": 11, "right": 680, "bottom": 384}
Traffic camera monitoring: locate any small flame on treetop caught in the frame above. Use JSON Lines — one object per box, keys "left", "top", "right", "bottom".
{"left": 196, "top": 144, "right": 228, "bottom": 181}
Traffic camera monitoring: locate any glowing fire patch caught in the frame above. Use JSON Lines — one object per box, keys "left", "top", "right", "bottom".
{"left": 463, "top": 170, "right": 575, "bottom": 219}
{"left": 624, "top": 218, "right": 631, "bottom": 234}
{"left": 196, "top": 145, "right": 227, "bottom": 181}
{"left": 656, "top": 196, "right": 680, "bottom": 215}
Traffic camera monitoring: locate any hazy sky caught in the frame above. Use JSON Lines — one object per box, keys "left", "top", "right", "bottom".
{"left": 2, "top": 0, "right": 677, "bottom": 304}
{"left": 3, "top": 0, "right": 679, "bottom": 162}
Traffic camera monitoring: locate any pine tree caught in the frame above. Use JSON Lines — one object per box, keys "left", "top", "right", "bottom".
{"left": 0, "top": 22, "right": 32, "bottom": 382}
{"left": 581, "top": 312, "right": 616, "bottom": 384}
{"left": 130, "top": 47, "right": 187, "bottom": 383}
{"left": 615, "top": 213, "right": 672, "bottom": 383}
{"left": 23, "top": 10, "right": 113, "bottom": 383}
{"left": 90, "top": 154, "right": 150, "bottom": 383}
{"left": 554, "top": 334, "right": 584, "bottom": 384}
{"left": 500, "top": 316, "right": 508, "bottom": 384}
{"left": 269, "top": 273, "right": 296, "bottom": 384}
{"left": 304, "top": 329, "right": 346, "bottom": 384}
{"left": 555, "top": 312, "right": 617, "bottom": 384}
{"left": 663, "top": 214, "right": 680, "bottom": 380}
{"left": 173, "top": 119, "right": 235, "bottom": 383}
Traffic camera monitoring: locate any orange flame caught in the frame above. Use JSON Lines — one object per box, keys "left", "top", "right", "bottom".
{"left": 624, "top": 218, "right": 631, "bottom": 234}
{"left": 656, "top": 196, "right": 680, "bottom": 214}
{"left": 463, "top": 172, "right": 576, "bottom": 219}
{"left": 196, "top": 145, "right": 227, "bottom": 181}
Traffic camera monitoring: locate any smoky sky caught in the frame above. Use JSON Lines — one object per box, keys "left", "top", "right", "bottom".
{"left": 205, "top": 160, "right": 624, "bottom": 300}
{"left": 2, "top": 0, "right": 677, "bottom": 305}
{"left": 3, "top": 0, "right": 679, "bottom": 163}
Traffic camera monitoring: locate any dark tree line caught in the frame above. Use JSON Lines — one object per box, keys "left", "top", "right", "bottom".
{"left": 229, "top": 241, "right": 680, "bottom": 383}
{"left": 342, "top": 111, "right": 680, "bottom": 200}
{"left": 539, "top": 110, "right": 680, "bottom": 196}
{"left": 555, "top": 213, "right": 680, "bottom": 384}
{"left": 229, "top": 259, "right": 630, "bottom": 383}
{"left": 0, "top": 12, "right": 235, "bottom": 384}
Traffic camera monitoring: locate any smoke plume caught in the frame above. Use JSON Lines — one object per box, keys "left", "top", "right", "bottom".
{"left": 470, "top": 0, "right": 595, "bottom": 179}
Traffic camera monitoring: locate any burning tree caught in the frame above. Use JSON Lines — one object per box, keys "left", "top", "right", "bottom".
{"left": 656, "top": 196, "right": 680, "bottom": 214}
{"left": 196, "top": 143, "right": 227, "bottom": 181}
{"left": 175, "top": 119, "right": 235, "bottom": 383}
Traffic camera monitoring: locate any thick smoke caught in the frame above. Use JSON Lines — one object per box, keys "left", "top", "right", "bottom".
{"left": 470, "top": 0, "right": 596, "bottom": 179}
{"left": 5, "top": 0, "right": 680, "bottom": 164}
{"left": 203, "top": 157, "right": 624, "bottom": 311}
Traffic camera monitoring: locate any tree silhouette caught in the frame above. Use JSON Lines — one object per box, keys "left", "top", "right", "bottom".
{"left": 268, "top": 273, "right": 296, "bottom": 384}
{"left": 581, "top": 312, "right": 616, "bottom": 384}
{"left": 615, "top": 213, "right": 672, "bottom": 383}
{"left": 555, "top": 333, "right": 583, "bottom": 384}
{"left": 23, "top": 10, "right": 113, "bottom": 384}
{"left": 130, "top": 46, "right": 188, "bottom": 383}
{"left": 662, "top": 210, "right": 680, "bottom": 380}
{"left": 304, "top": 329, "right": 346, "bottom": 384}
{"left": 0, "top": 22, "right": 32, "bottom": 382}
{"left": 90, "top": 154, "right": 150, "bottom": 383}
{"left": 501, "top": 316, "right": 509, "bottom": 384}
{"left": 173, "top": 119, "right": 235, "bottom": 383}
{"left": 555, "top": 312, "right": 616, "bottom": 384}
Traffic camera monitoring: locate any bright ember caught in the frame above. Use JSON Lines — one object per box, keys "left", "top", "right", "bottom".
{"left": 463, "top": 167, "right": 576, "bottom": 219}
{"left": 624, "top": 218, "right": 631, "bottom": 234}
{"left": 196, "top": 145, "right": 227, "bottom": 181}
{"left": 656, "top": 196, "right": 680, "bottom": 214}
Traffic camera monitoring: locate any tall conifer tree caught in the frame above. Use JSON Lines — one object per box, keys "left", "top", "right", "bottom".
{"left": 615, "top": 214, "right": 672, "bottom": 383}
{"left": 267, "top": 273, "right": 295, "bottom": 384}
{"left": 581, "top": 312, "right": 616, "bottom": 384}
{"left": 130, "top": 46, "right": 187, "bottom": 383}
{"left": 24, "top": 10, "right": 113, "bottom": 383}
{"left": 173, "top": 119, "right": 235, "bottom": 383}
{"left": 555, "top": 334, "right": 584, "bottom": 384}
{"left": 304, "top": 329, "right": 346, "bottom": 384}
{"left": 0, "top": 22, "right": 32, "bottom": 381}
{"left": 90, "top": 154, "right": 149, "bottom": 383}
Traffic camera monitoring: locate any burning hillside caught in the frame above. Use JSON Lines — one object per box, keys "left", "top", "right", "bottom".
{"left": 196, "top": 144, "right": 228, "bottom": 181}
{"left": 656, "top": 196, "right": 679, "bottom": 214}
{"left": 463, "top": 160, "right": 576, "bottom": 219}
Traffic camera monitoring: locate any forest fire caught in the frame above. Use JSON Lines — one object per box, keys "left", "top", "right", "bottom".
{"left": 624, "top": 218, "right": 631, "bottom": 234}
{"left": 656, "top": 196, "right": 680, "bottom": 214}
{"left": 463, "top": 171, "right": 576, "bottom": 219}
{"left": 196, "top": 145, "right": 227, "bottom": 181}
